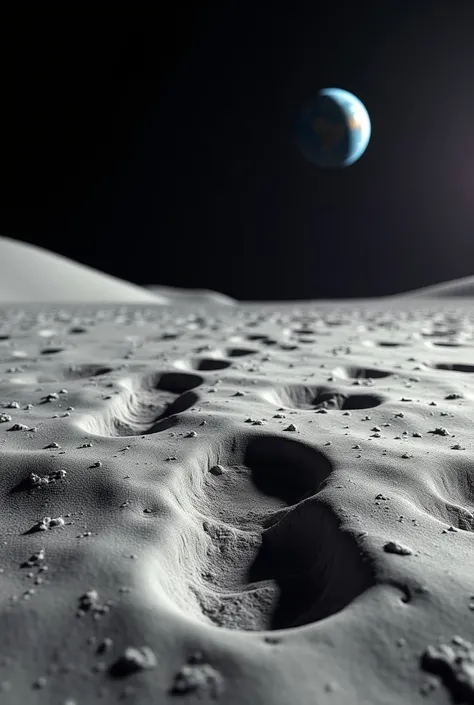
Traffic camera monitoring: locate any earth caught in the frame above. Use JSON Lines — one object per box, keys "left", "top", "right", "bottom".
{"left": 294, "top": 87, "right": 371, "bottom": 168}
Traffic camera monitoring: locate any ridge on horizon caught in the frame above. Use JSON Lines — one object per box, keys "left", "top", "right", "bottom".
{"left": 0, "top": 235, "right": 472, "bottom": 304}
{"left": 0, "top": 236, "right": 168, "bottom": 304}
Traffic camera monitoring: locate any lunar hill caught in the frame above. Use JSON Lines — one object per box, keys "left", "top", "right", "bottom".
{"left": 0, "top": 236, "right": 167, "bottom": 304}
{"left": 393, "top": 275, "right": 474, "bottom": 298}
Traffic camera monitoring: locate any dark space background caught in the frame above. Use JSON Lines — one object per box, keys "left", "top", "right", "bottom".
{"left": 2, "top": 1, "right": 474, "bottom": 300}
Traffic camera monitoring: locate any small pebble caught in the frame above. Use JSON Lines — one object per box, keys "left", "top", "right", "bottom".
{"left": 383, "top": 541, "right": 413, "bottom": 555}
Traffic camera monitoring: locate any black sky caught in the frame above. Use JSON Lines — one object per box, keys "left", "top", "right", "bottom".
{"left": 2, "top": 2, "right": 474, "bottom": 300}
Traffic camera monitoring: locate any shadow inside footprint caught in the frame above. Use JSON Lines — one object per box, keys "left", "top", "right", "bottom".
{"left": 248, "top": 497, "right": 375, "bottom": 629}
{"left": 193, "top": 434, "right": 374, "bottom": 632}
{"left": 243, "top": 435, "right": 331, "bottom": 505}
{"left": 155, "top": 372, "right": 203, "bottom": 393}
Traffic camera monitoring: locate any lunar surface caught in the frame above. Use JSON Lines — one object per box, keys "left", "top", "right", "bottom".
{"left": 1, "top": 238, "right": 474, "bottom": 704}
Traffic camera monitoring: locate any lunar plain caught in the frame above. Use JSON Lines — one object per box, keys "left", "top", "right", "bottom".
{"left": 1, "top": 237, "right": 474, "bottom": 704}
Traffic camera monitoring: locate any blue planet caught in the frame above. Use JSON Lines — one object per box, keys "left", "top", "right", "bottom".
{"left": 294, "top": 88, "right": 371, "bottom": 169}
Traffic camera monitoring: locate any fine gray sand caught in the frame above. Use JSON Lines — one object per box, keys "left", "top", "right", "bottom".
{"left": 2, "top": 240, "right": 474, "bottom": 704}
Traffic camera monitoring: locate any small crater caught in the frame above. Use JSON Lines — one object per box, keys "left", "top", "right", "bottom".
{"left": 245, "top": 334, "right": 270, "bottom": 342}
{"left": 422, "top": 329, "right": 458, "bottom": 338}
{"left": 154, "top": 372, "right": 203, "bottom": 394}
{"left": 434, "top": 363, "right": 474, "bottom": 373}
{"left": 40, "top": 347, "right": 65, "bottom": 355}
{"left": 342, "top": 394, "right": 383, "bottom": 410}
{"left": 261, "top": 339, "right": 278, "bottom": 346}
{"left": 244, "top": 434, "right": 332, "bottom": 506}
{"left": 292, "top": 328, "right": 316, "bottom": 336}
{"left": 64, "top": 364, "right": 115, "bottom": 380}
{"left": 431, "top": 342, "right": 462, "bottom": 348}
{"left": 192, "top": 358, "right": 232, "bottom": 371}
{"left": 225, "top": 348, "right": 256, "bottom": 358}
{"left": 376, "top": 341, "right": 406, "bottom": 348}
{"left": 332, "top": 366, "right": 392, "bottom": 380}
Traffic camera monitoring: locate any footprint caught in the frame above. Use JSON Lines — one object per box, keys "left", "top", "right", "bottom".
{"left": 261, "top": 384, "right": 384, "bottom": 411}
{"left": 185, "top": 433, "right": 374, "bottom": 631}
{"left": 77, "top": 371, "right": 203, "bottom": 437}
